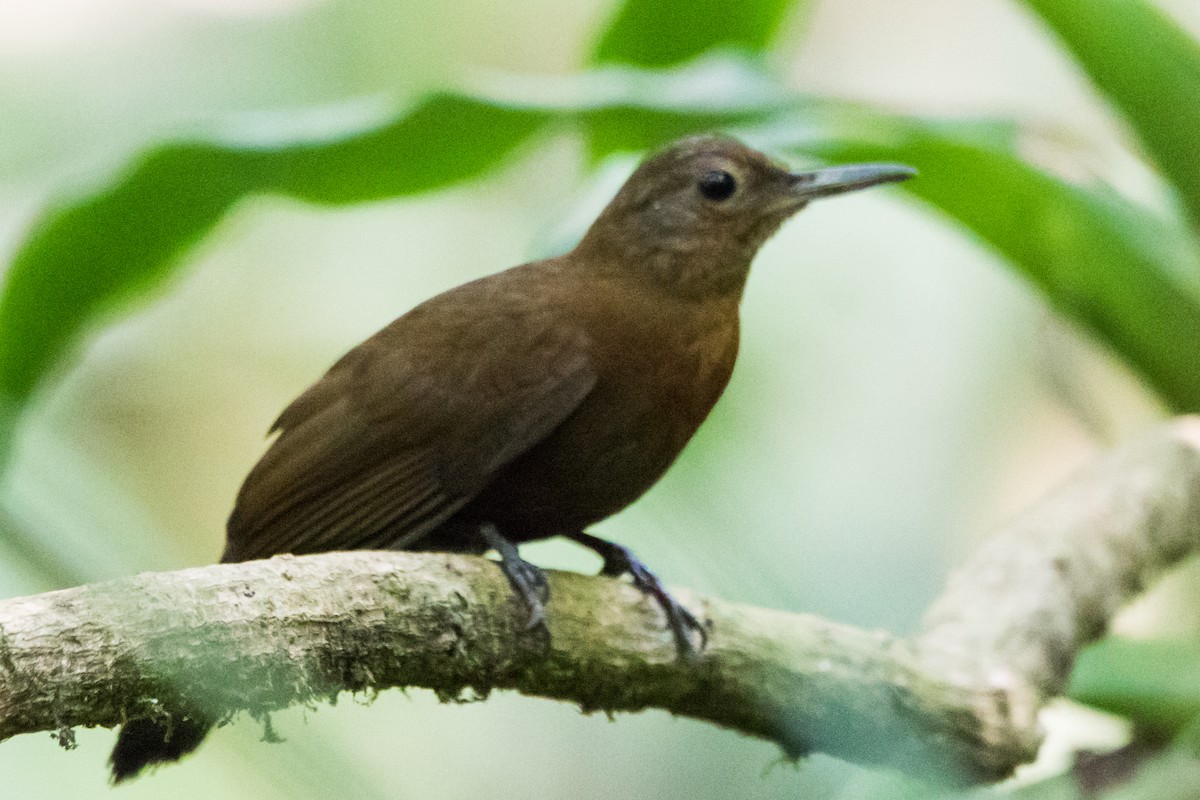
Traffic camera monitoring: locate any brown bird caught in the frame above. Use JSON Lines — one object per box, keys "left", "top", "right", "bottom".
{"left": 110, "top": 134, "right": 914, "bottom": 781}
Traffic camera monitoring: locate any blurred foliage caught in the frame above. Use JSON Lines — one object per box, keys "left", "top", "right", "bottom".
{"left": 1070, "top": 638, "right": 1200, "bottom": 738}
{"left": 2, "top": 0, "right": 1199, "bottom": 464}
{"left": 803, "top": 119, "right": 1200, "bottom": 412}
{"left": 0, "top": 95, "right": 549, "bottom": 426}
{"left": 3, "top": 0, "right": 1200, "bottom": 795}
{"left": 1021, "top": 0, "right": 1200, "bottom": 231}
{"left": 593, "top": 0, "right": 802, "bottom": 67}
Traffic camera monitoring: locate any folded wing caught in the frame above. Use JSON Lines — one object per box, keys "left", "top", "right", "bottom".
{"left": 223, "top": 276, "right": 596, "bottom": 563}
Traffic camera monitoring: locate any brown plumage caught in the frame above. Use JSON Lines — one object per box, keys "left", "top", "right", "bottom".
{"left": 110, "top": 135, "right": 914, "bottom": 781}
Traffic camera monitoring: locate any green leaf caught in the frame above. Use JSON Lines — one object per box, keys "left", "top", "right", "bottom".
{"left": 1020, "top": 0, "right": 1200, "bottom": 233}
{"left": 796, "top": 112, "right": 1200, "bottom": 412}
{"left": 592, "top": 0, "right": 802, "bottom": 67}
{"left": 1069, "top": 637, "right": 1200, "bottom": 735}
{"left": 581, "top": 106, "right": 769, "bottom": 161}
{"left": 0, "top": 94, "right": 550, "bottom": 419}
{"left": 569, "top": 56, "right": 794, "bottom": 158}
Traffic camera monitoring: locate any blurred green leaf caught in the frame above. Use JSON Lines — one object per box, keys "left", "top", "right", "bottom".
{"left": 0, "top": 94, "right": 550, "bottom": 422}
{"left": 592, "top": 0, "right": 802, "bottom": 67}
{"left": 582, "top": 106, "right": 770, "bottom": 160}
{"left": 577, "top": 57, "right": 793, "bottom": 158}
{"left": 488, "top": 56, "right": 792, "bottom": 160}
{"left": 1021, "top": 0, "right": 1200, "bottom": 233}
{"left": 1069, "top": 637, "right": 1200, "bottom": 735}
{"left": 797, "top": 114, "right": 1200, "bottom": 412}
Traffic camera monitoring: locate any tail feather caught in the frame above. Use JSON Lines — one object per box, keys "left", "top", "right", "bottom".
{"left": 109, "top": 717, "right": 211, "bottom": 783}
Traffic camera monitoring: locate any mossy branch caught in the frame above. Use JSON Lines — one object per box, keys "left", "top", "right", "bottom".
{"left": 2, "top": 418, "right": 1199, "bottom": 784}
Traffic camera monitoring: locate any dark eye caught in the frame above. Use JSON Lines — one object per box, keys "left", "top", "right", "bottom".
{"left": 697, "top": 170, "right": 737, "bottom": 201}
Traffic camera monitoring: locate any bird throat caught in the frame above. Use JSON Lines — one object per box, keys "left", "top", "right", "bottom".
{"left": 576, "top": 219, "right": 763, "bottom": 302}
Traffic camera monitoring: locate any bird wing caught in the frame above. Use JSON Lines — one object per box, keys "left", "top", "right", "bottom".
{"left": 223, "top": 276, "right": 596, "bottom": 563}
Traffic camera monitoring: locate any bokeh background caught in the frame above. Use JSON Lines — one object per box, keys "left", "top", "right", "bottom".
{"left": 1, "top": 1, "right": 1198, "bottom": 798}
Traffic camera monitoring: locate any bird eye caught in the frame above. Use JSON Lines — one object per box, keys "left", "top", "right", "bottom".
{"left": 697, "top": 170, "right": 737, "bottom": 201}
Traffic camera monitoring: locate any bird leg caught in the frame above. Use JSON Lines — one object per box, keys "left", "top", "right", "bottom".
{"left": 480, "top": 523, "right": 550, "bottom": 633}
{"left": 565, "top": 531, "right": 708, "bottom": 659}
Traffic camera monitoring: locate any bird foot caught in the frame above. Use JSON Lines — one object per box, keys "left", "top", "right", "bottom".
{"left": 481, "top": 524, "right": 550, "bottom": 633}
{"left": 566, "top": 531, "right": 708, "bottom": 660}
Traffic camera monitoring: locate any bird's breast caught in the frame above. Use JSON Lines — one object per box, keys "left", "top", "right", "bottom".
{"left": 469, "top": 290, "right": 740, "bottom": 536}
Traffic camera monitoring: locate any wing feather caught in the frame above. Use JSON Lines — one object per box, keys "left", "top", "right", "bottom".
{"left": 223, "top": 263, "right": 597, "bottom": 563}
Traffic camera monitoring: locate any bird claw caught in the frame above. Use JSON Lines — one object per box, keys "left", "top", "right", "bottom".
{"left": 508, "top": 558, "right": 551, "bottom": 630}
{"left": 569, "top": 531, "right": 708, "bottom": 659}
{"left": 481, "top": 525, "right": 708, "bottom": 658}
{"left": 481, "top": 524, "right": 551, "bottom": 634}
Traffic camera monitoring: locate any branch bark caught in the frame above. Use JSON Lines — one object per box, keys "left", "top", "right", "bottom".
{"left": 2, "top": 417, "right": 1199, "bottom": 783}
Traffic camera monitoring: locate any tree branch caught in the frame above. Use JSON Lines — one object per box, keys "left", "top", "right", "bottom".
{"left": 2, "top": 417, "right": 1199, "bottom": 783}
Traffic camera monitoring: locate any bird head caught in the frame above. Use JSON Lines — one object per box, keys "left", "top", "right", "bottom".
{"left": 577, "top": 135, "right": 915, "bottom": 299}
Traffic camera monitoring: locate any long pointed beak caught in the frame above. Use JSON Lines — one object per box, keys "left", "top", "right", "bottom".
{"left": 788, "top": 163, "right": 917, "bottom": 200}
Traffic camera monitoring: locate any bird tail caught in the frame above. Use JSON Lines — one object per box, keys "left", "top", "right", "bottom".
{"left": 109, "top": 716, "right": 212, "bottom": 783}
